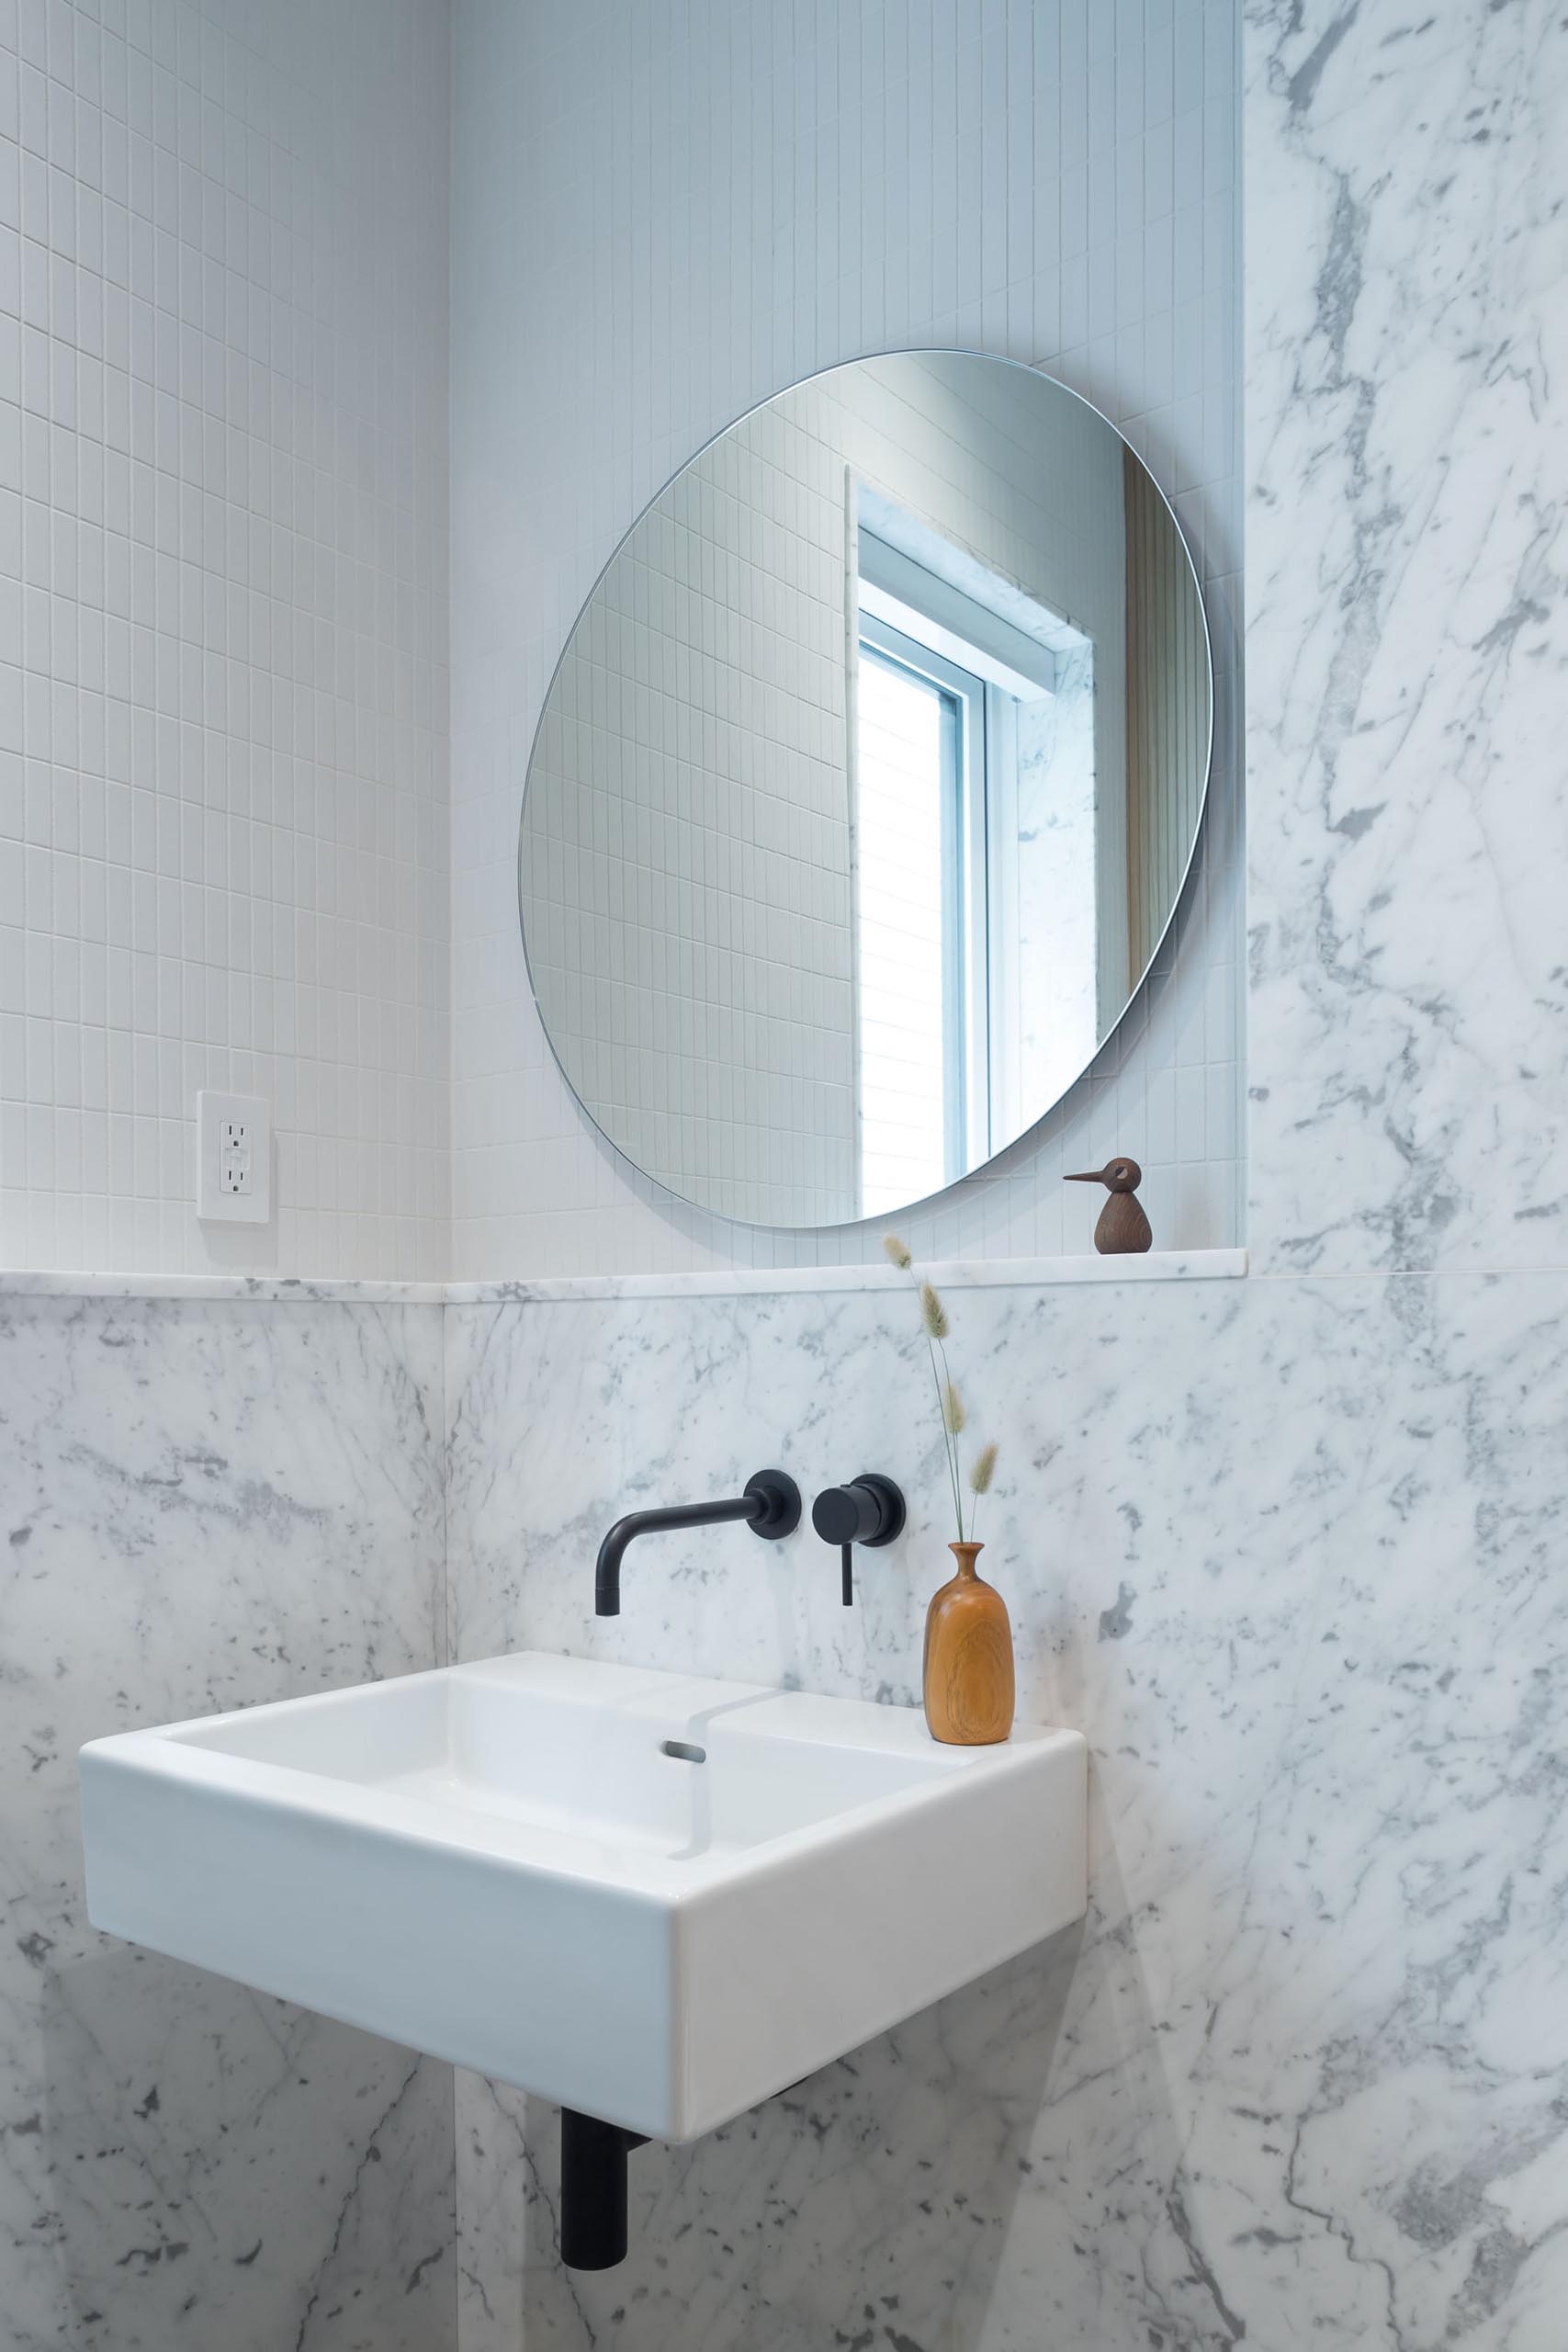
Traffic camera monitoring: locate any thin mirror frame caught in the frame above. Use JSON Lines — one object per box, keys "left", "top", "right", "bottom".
{"left": 516, "top": 347, "right": 1216, "bottom": 1232}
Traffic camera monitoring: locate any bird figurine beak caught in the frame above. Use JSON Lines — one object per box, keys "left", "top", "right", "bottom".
{"left": 1064, "top": 1170, "right": 1104, "bottom": 1183}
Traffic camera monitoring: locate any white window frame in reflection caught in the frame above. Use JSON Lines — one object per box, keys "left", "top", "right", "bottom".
{"left": 855, "top": 616, "right": 986, "bottom": 1214}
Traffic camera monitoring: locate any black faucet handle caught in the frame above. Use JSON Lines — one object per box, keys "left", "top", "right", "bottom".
{"left": 811, "top": 1474, "right": 906, "bottom": 1604}
{"left": 811, "top": 1473, "right": 905, "bottom": 1548}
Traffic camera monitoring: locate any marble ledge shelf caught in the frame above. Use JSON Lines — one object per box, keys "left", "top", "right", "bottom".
{"left": 0, "top": 1271, "right": 452, "bottom": 1305}
{"left": 0, "top": 1250, "right": 1247, "bottom": 1306}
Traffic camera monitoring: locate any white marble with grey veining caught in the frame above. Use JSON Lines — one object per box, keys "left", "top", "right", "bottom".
{"left": 0, "top": 1254, "right": 1246, "bottom": 1308}
{"left": 440, "top": 1249, "right": 1247, "bottom": 1307}
{"left": 1246, "top": 0, "right": 1568, "bottom": 1275}
{"left": 0, "top": 1272, "right": 450, "bottom": 1305}
{"left": 446, "top": 1272, "right": 1568, "bottom": 2349}
{"left": 0, "top": 1294, "right": 455, "bottom": 2352}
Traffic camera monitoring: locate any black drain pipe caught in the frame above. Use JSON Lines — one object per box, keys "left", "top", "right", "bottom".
{"left": 559, "top": 2109, "right": 649, "bottom": 2270}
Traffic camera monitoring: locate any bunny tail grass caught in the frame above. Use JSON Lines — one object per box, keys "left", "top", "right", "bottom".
{"left": 919, "top": 1281, "right": 950, "bottom": 1341}
{"left": 967, "top": 1440, "right": 998, "bottom": 1538}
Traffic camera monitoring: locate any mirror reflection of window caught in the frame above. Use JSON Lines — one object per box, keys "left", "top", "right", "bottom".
{"left": 852, "top": 507, "right": 1096, "bottom": 1217}
{"left": 853, "top": 642, "right": 965, "bottom": 1216}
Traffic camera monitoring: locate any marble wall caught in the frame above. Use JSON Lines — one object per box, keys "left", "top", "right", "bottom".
{"left": 0, "top": 1290, "right": 456, "bottom": 2352}
{"left": 443, "top": 1267, "right": 1568, "bottom": 2348}
{"left": 1246, "top": 0, "right": 1568, "bottom": 1274}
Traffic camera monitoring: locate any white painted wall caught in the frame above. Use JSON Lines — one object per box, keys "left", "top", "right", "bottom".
{"left": 451, "top": 0, "right": 1242, "bottom": 1276}
{"left": 0, "top": 0, "right": 450, "bottom": 1278}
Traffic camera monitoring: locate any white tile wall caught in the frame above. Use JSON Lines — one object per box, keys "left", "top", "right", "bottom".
{"left": 451, "top": 0, "right": 1242, "bottom": 1277}
{"left": 0, "top": 0, "right": 450, "bottom": 1279}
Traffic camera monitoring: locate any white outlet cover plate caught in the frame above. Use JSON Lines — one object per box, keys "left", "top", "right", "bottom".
{"left": 196, "top": 1090, "right": 271, "bottom": 1224}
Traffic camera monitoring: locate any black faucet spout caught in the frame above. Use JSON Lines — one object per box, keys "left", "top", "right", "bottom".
{"left": 594, "top": 1469, "right": 801, "bottom": 1615}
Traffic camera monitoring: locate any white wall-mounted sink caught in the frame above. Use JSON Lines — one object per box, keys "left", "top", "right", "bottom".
{"left": 80, "top": 1653, "right": 1087, "bottom": 2142}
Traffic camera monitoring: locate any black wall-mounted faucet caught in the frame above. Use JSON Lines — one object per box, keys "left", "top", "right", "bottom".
{"left": 811, "top": 1474, "right": 906, "bottom": 1604}
{"left": 594, "top": 1469, "right": 801, "bottom": 1615}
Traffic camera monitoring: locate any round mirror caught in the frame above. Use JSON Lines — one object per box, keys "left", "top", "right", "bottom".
{"left": 519, "top": 350, "right": 1212, "bottom": 1227}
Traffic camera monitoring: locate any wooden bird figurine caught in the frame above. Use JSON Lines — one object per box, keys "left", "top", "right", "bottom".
{"left": 1066, "top": 1157, "right": 1152, "bottom": 1254}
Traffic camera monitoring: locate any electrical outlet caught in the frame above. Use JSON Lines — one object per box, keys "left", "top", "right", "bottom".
{"left": 220, "top": 1116, "right": 252, "bottom": 1195}
{"left": 197, "top": 1091, "right": 271, "bottom": 1225}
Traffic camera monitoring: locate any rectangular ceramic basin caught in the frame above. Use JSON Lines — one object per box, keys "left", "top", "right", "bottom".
{"left": 81, "top": 1652, "right": 1087, "bottom": 2141}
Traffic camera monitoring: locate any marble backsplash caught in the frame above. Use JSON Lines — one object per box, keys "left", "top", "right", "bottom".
{"left": 4, "top": 1258, "right": 1562, "bottom": 2351}
{"left": 0, "top": 1293, "right": 455, "bottom": 2352}
{"left": 445, "top": 1270, "right": 1568, "bottom": 2350}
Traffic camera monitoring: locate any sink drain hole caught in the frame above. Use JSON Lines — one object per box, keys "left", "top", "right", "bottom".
{"left": 660, "top": 1738, "right": 705, "bottom": 1763}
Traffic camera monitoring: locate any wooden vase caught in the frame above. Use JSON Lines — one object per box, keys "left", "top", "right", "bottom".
{"left": 922, "top": 1542, "right": 1015, "bottom": 1745}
